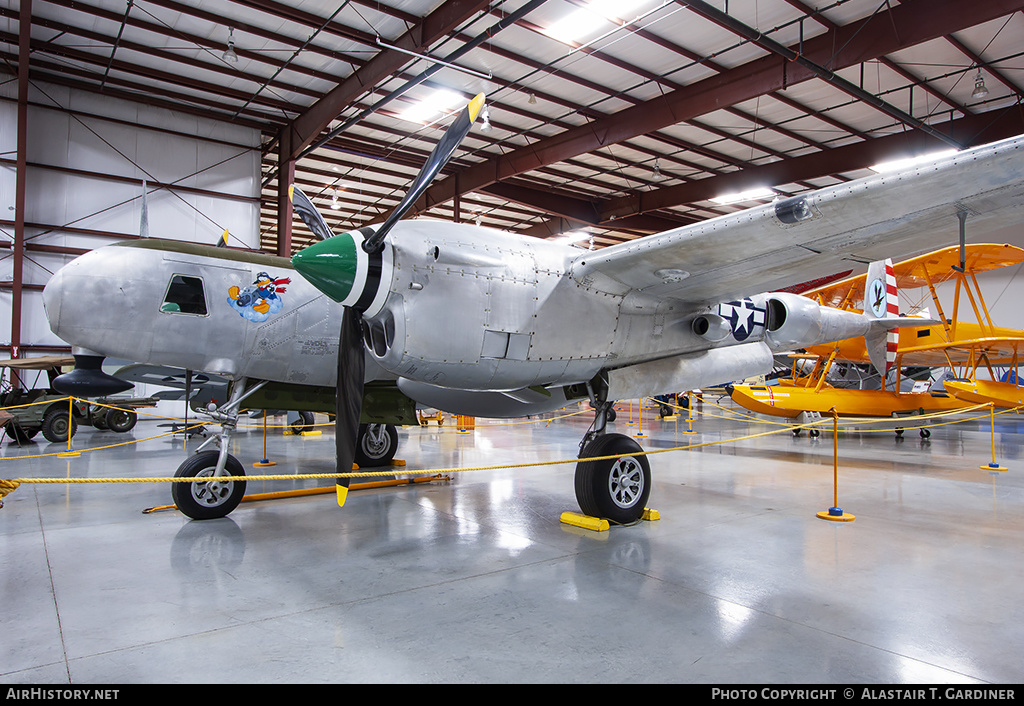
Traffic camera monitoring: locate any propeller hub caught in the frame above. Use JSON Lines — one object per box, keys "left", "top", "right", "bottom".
{"left": 292, "top": 229, "right": 391, "bottom": 317}
{"left": 292, "top": 232, "right": 360, "bottom": 304}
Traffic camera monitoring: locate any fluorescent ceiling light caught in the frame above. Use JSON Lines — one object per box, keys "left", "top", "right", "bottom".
{"left": 552, "top": 230, "right": 592, "bottom": 246}
{"left": 543, "top": 0, "right": 651, "bottom": 43}
{"left": 870, "top": 149, "right": 958, "bottom": 174}
{"left": 561, "top": 230, "right": 591, "bottom": 241}
{"left": 400, "top": 89, "right": 463, "bottom": 124}
{"left": 710, "top": 187, "right": 774, "bottom": 205}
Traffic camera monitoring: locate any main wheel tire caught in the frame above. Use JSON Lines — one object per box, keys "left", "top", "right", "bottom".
{"left": 41, "top": 408, "right": 77, "bottom": 443}
{"left": 105, "top": 408, "right": 137, "bottom": 433}
{"left": 290, "top": 410, "right": 315, "bottom": 434}
{"left": 354, "top": 423, "right": 398, "bottom": 467}
{"left": 171, "top": 451, "right": 247, "bottom": 520}
{"left": 575, "top": 433, "right": 651, "bottom": 524}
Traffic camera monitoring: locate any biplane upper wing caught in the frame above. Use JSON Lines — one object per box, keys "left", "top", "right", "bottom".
{"left": 895, "top": 334, "right": 1024, "bottom": 367}
{"left": 804, "top": 243, "right": 1024, "bottom": 310}
{"left": 568, "top": 136, "right": 1024, "bottom": 306}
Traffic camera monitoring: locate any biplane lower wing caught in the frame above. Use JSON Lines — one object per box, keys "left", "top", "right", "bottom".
{"left": 729, "top": 383, "right": 967, "bottom": 419}
{"left": 943, "top": 378, "right": 1024, "bottom": 409}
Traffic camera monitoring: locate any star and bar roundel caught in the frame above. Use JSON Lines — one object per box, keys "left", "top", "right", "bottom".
{"left": 718, "top": 298, "right": 767, "bottom": 341}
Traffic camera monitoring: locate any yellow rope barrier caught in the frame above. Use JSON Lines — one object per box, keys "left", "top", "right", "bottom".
{"left": 0, "top": 416, "right": 838, "bottom": 503}
{"left": 1, "top": 392, "right": 1018, "bottom": 508}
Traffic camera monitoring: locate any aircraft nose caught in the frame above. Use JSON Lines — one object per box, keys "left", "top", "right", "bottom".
{"left": 291, "top": 232, "right": 360, "bottom": 304}
{"left": 41, "top": 267, "right": 65, "bottom": 334}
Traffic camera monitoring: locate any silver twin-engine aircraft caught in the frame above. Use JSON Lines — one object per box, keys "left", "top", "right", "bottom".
{"left": 43, "top": 238, "right": 417, "bottom": 519}
{"left": 289, "top": 94, "right": 1024, "bottom": 524}
{"left": 43, "top": 92, "right": 1024, "bottom": 523}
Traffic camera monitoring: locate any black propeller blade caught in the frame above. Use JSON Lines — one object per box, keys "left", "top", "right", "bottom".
{"left": 290, "top": 186, "right": 336, "bottom": 241}
{"left": 362, "top": 92, "right": 485, "bottom": 254}
{"left": 334, "top": 307, "right": 365, "bottom": 506}
{"left": 291, "top": 92, "right": 486, "bottom": 507}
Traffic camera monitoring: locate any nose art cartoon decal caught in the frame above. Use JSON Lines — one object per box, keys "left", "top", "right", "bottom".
{"left": 228, "top": 272, "right": 291, "bottom": 322}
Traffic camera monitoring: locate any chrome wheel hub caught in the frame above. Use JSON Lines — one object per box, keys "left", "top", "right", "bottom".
{"left": 608, "top": 456, "right": 644, "bottom": 509}
{"left": 190, "top": 469, "right": 234, "bottom": 508}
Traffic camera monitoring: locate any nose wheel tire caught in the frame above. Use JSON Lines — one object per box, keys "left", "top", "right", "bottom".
{"left": 171, "top": 450, "right": 247, "bottom": 520}
{"left": 575, "top": 433, "right": 651, "bottom": 525}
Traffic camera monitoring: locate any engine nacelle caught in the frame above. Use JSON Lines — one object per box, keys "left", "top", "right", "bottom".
{"left": 764, "top": 292, "right": 870, "bottom": 351}
{"left": 691, "top": 313, "right": 733, "bottom": 342}
{"left": 605, "top": 341, "right": 774, "bottom": 401}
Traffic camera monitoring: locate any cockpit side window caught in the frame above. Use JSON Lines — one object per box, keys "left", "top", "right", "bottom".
{"left": 161, "top": 274, "right": 208, "bottom": 315}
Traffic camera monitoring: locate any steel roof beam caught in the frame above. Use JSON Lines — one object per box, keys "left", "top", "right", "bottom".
{"left": 599, "top": 108, "right": 1024, "bottom": 221}
{"left": 280, "top": 0, "right": 492, "bottom": 162}
{"left": 411, "top": 0, "right": 1024, "bottom": 213}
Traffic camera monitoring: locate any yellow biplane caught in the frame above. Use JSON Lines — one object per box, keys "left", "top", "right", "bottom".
{"left": 729, "top": 243, "right": 1024, "bottom": 435}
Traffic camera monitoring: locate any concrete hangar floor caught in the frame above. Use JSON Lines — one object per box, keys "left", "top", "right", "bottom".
{"left": 1, "top": 397, "right": 1022, "bottom": 685}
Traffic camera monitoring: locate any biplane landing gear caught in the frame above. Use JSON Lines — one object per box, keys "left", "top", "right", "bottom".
{"left": 173, "top": 378, "right": 266, "bottom": 520}
{"left": 575, "top": 382, "right": 651, "bottom": 525}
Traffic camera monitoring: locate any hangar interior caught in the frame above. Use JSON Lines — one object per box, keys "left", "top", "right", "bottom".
{"left": 2, "top": 0, "right": 1024, "bottom": 684}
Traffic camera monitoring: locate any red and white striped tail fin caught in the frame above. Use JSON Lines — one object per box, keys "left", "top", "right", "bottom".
{"left": 864, "top": 258, "right": 899, "bottom": 376}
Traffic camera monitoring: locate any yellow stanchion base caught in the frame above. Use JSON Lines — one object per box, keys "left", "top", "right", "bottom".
{"left": 981, "top": 463, "right": 1008, "bottom": 472}
{"left": 253, "top": 459, "right": 277, "bottom": 467}
{"left": 817, "top": 508, "right": 856, "bottom": 522}
{"left": 57, "top": 450, "right": 80, "bottom": 458}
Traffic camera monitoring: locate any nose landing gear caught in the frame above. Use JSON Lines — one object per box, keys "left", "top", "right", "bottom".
{"left": 172, "top": 378, "right": 266, "bottom": 520}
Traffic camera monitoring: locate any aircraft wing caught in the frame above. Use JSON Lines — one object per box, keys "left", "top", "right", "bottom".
{"left": 896, "top": 335, "right": 1024, "bottom": 367}
{"left": 805, "top": 243, "right": 1024, "bottom": 310}
{"left": 803, "top": 324, "right": 1024, "bottom": 367}
{"left": 568, "top": 135, "right": 1024, "bottom": 305}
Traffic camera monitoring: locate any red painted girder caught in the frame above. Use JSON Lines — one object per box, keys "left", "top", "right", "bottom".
{"left": 282, "top": 0, "right": 491, "bottom": 161}
{"left": 598, "top": 108, "right": 1024, "bottom": 221}
{"left": 412, "top": 0, "right": 1024, "bottom": 214}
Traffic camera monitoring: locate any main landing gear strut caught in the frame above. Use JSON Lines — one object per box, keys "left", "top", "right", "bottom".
{"left": 574, "top": 378, "right": 651, "bottom": 525}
